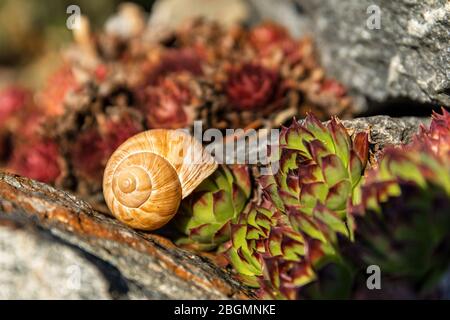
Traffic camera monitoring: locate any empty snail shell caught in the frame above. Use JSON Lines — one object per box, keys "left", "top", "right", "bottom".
{"left": 103, "top": 129, "right": 217, "bottom": 230}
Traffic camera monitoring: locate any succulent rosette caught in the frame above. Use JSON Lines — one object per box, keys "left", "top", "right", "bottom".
{"left": 226, "top": 113, "right": 369, "bottom": 298}
{"left": 225, "top": 63, "right": 282, "bottom": 111}
{"left": 226, "top": 200, "right": 309, "bottom": 291}
{"left": 174, "top": 165, "right": 252, "bottom": 251}
{"left": 343, "top": 109, "right": 450, "bottom": 298}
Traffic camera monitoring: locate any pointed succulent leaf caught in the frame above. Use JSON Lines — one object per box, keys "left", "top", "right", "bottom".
{"left": 313, "top": 204, "right": 349, "bottom": 238}
{"left": 349, "top": 150, "right": 364, "bottom": 188}
{"left": 228, "top": 248, "right": 261, "bottom": 279}
{"left": 279, "top": 149, "right": 299, "bottom": 175}
{"left": 320, "top": 154, "right": 348, "bottom": 187}
{"left": 304, "top": 139, "right": 329, "bottom": 162}
{"left": 299, "top": 182, "right": 328, "bottom": 208}
{"left": 325, "top": 179, "right": 351, "bottom": 211}
{"left": 231, "top": 224, "right": 248, "bottom": 249}
{"left": 212, "top": 189, "right": 235, "bottom": 221}
{"left": 284, "top": 122, "right": 314, "bottom": 154}
{"left": 231, "top": 165, "right": 252, "bottom": 198}
{"left": 289, "top": 210, "right": 327, "bottom": 243}
{"left": 298, "top": 161, "right": 324, "bottom": 184}
{"left": 353, "top": 131, "right": 369, "bottom": 168}
{"left": 304, "top": 113, "right": 334, "bottom": 152}
{"left": 192, "top": 192, "right": 215, "bottom": 223}
{"left": 268, "top": 229, "right": 283, "bottom": 256}
{"left": 190, "top": 223, "right": 220, "bottom": 242}
{"left": 328, "top": 118, "right": 351, "bottom": 167}
{"left": 214, "top": 222, "right": 231, "bottom": 244}
{"left": 291, "top": 261, "right": 316, "bottom": 287}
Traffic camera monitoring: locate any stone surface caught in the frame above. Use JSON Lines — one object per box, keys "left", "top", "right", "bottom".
{"left": 341, "top": 116, "right": 428, "bottom": 148}
{"left": 0, "top": 116, "right": 428, "bottom": 299}
{"left": 0, "top": 226, "right": 111, "bottom": 299}
{"left": 0, "top": 174, "right": 253, "bottom": 299}
{"left": 246, "top": 0, "right": 450, "bottom": 110}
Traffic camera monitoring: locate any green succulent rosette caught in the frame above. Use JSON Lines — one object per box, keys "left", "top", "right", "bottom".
{"left": 226, "top": 113, "right": 369, "bottom": 299}
{"left": 344, "top": 109, "right": 450, "bottom": 297}
{"left": 174, "top": 165, "right": 252, "bottom": 251}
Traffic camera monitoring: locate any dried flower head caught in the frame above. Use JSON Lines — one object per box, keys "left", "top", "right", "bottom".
{"left": 8, "top": 140, "right": 61, "bottom": 183}
{"left": 71, "top": 129, "right": 106, "bottom": 181}
{"left": 225, "top": 63, "right": 280, "bottom": 111}
{"left": 145, "top": 48, "right": 204, "bottom": 85}
{"left": 38, "top": 65, "right": 78, "bottom": 116}
{"left": 320, "top": 79, "right": 347, "bottom": 98}
{"left": 71, "top": 114, "right": 143, "bottom": 181}
{"left": 0, "top": 86, "right": 29, "bottom": 125}
{"left": 138, "top": 77, "right": 196, "bottom": 129}
{"left": 248, "top": 22, "right": 289, "bottom": 53}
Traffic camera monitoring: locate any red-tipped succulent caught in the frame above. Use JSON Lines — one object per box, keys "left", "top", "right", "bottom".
{"left": 226, "top": 114, "right": 370, "bottom": 299}
{"left": 343, "top": 109, "right": 450, "bottom": 298}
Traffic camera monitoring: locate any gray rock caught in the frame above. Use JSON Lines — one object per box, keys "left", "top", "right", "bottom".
{"left": 0, "top": 174, "right": 253, "bottom": 300}
{"left": 246, "top": 0, "right": 450, "bottom": 110}
{"left": 0, "top": 226, "right": 111, "bottom": 299}
{"left": 341, "top": 115, "right": 428, "bottom": 148}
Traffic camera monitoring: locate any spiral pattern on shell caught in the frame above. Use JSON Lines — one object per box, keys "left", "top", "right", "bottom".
{"left": 103, "top": 129, "right": 217, "bottom": 230}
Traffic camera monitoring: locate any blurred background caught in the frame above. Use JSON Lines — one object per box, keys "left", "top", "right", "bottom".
{"left": 1, "top": 0, "right": 446, "bottom": 116}
{"left": 0, "top": 0, "right": 156, "bottom": 87}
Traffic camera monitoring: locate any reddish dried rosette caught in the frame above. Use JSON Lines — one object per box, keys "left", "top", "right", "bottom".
{"left": 249, "top": 22, "right": 289, "bottom": 53}
{"left": 248, "top": 22, "right": 303, "bottom": 65}
{"left": 71, "top": 114, "right": 143, "bottom": 181}
{"left": 0, "top": 86, "right": 29, "bottom": 125}
{"left": 320, "top": 79, "right": 347, "bottom": 98}
{"left": 138, "top": 77, "right": 196, "bottom": 129}
{"left": 225, "top": 63, "right": 281, "bottom": 111}
{"left": 301, "top": 74, "right": 352, "bottom": 118}
{"left": 38, "top": 65, "right": 78, "bottom": 116}
{"left": 7, "top": 140, "right": 62, "bottom": 184}
{"left": 71, "top": 129, "right": 106, "bottom": 181}
{"left": 144, "top": 48, "right": 204, "bottom": 85}
{"left": 0, "top": 86, "right": 38, "bottom": 162}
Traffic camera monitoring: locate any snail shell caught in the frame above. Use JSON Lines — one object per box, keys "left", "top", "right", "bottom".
{"left": 103, "top": 129, "right": 217, "bottom": 230}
